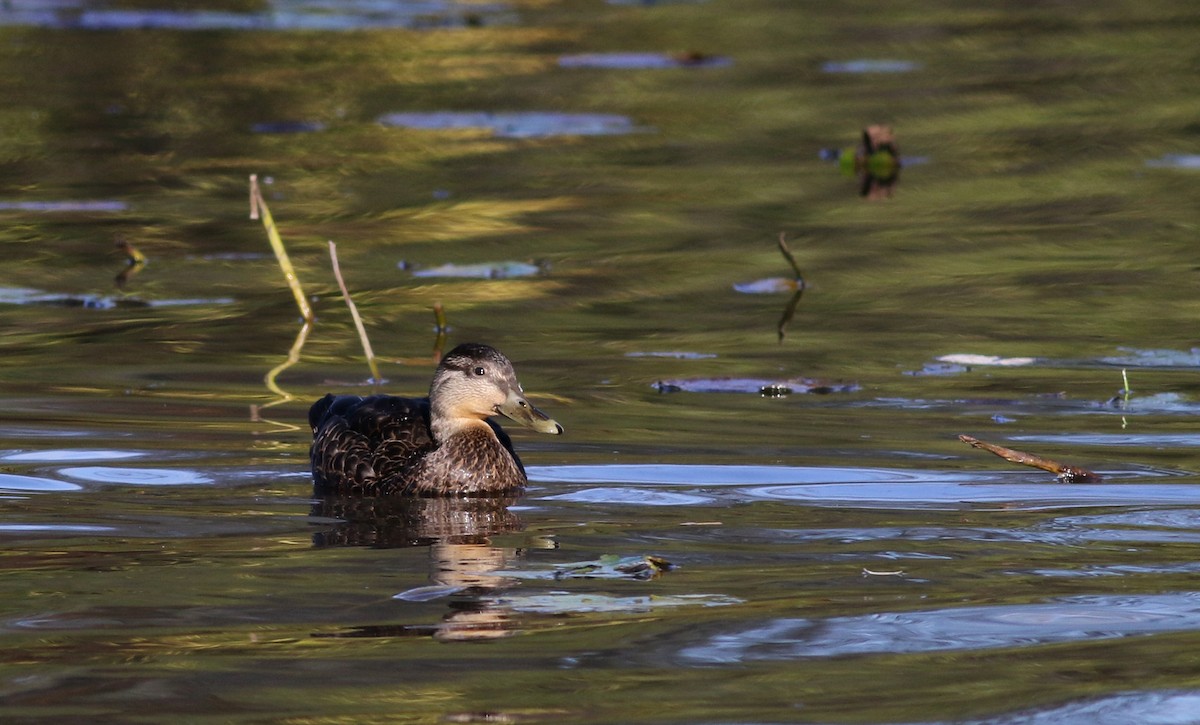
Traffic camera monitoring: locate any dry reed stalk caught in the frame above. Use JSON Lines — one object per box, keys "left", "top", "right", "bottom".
{"left": 249, "top": 174, "right": 314, "bottom": 322}
{"left": 328, "top": 240, "right": 382, "bottom": 383}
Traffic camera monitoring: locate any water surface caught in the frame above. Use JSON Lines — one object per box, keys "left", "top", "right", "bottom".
{"left": 2, "top": 0, "right": 1200, "bottom": 723}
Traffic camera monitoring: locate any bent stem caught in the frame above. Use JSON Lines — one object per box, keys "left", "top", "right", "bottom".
{"left": 328, "top": 240, "right": 382, "bottom": 384}
{"left": 250, "top": 174, "right": 313, "bottom": 322}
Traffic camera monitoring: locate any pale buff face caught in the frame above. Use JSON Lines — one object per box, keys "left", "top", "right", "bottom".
{"left": 429, "top": 343, "right": 562, "bottom": 436}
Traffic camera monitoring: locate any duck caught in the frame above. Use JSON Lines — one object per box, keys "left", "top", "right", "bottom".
{"left": 309, "top": 343, "right": 563, "bottom": 497}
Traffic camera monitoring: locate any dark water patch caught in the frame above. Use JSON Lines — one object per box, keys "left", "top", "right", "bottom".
{"left": 821, "top": 59, "right": 923, "bottom": 74}
{"left": 192, "top": 252, "right": 272, "bottom": 261}
{"left": 0, "top": 200, "right": 127, "bottom": 213}
{"left": 377, "top": 111, "right": 647, "bottom": 138}
{"left": 409, "top": 260, "right": 542, "bottom": 279}
{"left": 678, "top": 592, "right": 1200, "bottom": 663}
{"left": 0, "top": 2, "right": 510, "bottom": 31}
{"left": 558, "top": 52, "right": 731, "bottom": 70}
{"left": 653, "top": 377, "right": 859, "bottom": 395}
{"left": 250, "top": 120, "right": 327, "bottom": 134}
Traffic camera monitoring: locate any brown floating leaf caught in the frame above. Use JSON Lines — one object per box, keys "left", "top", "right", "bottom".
{"left": 958, "top": 435, "right": 1102, "bottom": 483}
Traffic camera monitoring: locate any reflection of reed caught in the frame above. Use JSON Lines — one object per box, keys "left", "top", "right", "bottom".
{"left": 113, "top": 237, "right": 146, "bottom": 290}
{"left": 251, "top": 321, "right": 311, "bottom": 419}
{"left": 311, "top": 495, "right": 527, "bottom": 641}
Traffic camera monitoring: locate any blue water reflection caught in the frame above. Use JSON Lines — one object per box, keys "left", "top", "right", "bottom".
{"left": 530, "top": 464, "right": 1197, "bottom": 510}
{"left": 679, "top": 592, "right": 1200, "bottom": 663}
{"left": 59, "top": 466, "right": 213, "bottom": 486}
{"left": 0, "top": 1, "right": 508, "bottom": 30}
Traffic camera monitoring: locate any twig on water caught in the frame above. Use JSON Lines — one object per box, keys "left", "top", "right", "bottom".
{"left": 776, "top": 232, "right": 806, "bottom": 343}
{"left": 777, "top": 231, "right": 805, "bottom": 283}
{"left": 249, "top": 174, "right": 313, "bottom": 322}
{"left": 958, "top": 434, "right": 1102, "bottom": 483}
{"left": 328, "top": 240, "right": 382, "bottom": 384}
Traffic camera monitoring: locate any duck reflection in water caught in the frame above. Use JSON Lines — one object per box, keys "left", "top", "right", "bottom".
{"left": 311, "top": 494, "right": 537, "bottom": 642}
{"left": 307, "top": 343, "right": 563, "bottom": 641}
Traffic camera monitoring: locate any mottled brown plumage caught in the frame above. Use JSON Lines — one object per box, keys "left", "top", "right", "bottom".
{"left": 309, "top": 343, "right": 562, "bottom": 496}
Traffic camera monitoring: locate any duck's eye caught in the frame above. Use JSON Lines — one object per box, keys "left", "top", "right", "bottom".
{"left": 473, "top": 366, "right": 486, "bottom": 376}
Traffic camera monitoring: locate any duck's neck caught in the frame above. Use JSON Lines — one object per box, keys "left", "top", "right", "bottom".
{"left": 431, "top": 416, "right": 494, "bottom": 446}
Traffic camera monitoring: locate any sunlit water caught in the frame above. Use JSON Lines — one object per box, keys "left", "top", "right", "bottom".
{"left": 2, "top": 0, "right": 1200, "bottom": 722}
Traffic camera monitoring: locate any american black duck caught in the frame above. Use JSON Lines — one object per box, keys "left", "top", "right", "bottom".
{"left": 309, "top": 343, "right": 562, "bottom": 496}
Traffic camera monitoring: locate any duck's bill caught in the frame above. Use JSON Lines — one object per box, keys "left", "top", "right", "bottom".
{"left": 496, "top": 391, "right": 564, "bottom": 435}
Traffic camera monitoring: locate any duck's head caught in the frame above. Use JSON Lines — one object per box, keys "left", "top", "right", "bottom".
{"left": 429, "top": 343, "right": 564, "bottom": 436}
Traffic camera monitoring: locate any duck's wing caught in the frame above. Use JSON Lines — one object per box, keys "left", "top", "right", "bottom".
{"left": 309, "top": 394, "right": 435, "bottom": 494}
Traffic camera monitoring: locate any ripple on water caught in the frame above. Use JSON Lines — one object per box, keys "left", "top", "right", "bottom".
{"left": 58, "top": 467, "right": 213, "bottom": 486}
{"left": 968, "top": 689, "right": 1200, "bottom": 725}
{"left": 529, "top": 464, "right": 1195, "bottom": 511}
{"left": 679, "top": 592, "right": 1200, "bottom": 664}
